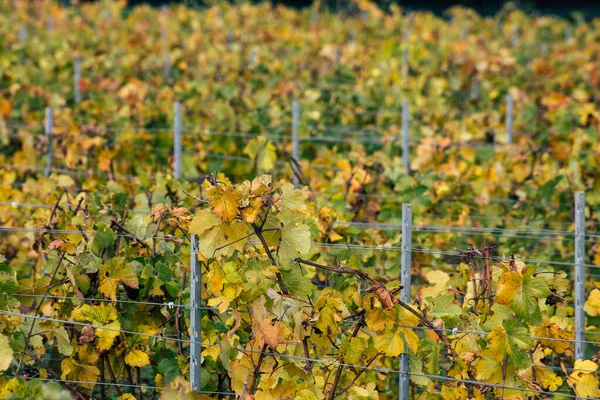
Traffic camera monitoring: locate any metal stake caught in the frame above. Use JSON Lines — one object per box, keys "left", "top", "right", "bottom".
{"left": 173, "top": 102, "right": 182, "bottom": 179}
{"left": 190, "top": 235, "right": 202, "bottom": 392}
{"left": 506, "top": 93, "right": 514, "bottom": 144}
{"left": 44, "top": 107, "right": 53, "bottom": 178}
{"left": 399, "top": 203, "right": 412, "bottom": 400}
{"left": 402, "top": 100, "right": 410, "bottom": 175}
{"left": 74, "top": 55, "right": 82, "bottom": 104}
{"left": 574, "top": 192, "right": 585, "bottom": 362}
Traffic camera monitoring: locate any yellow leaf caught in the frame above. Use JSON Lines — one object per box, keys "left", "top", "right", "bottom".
{"left": 98, "top": 258, "right": 139, "bottom": 301}
{"left": 496, "top": 271, "right": 522, "bottom": 305}
{"left": 124, "top": 349, "right": 151, "bottom": 367}
{"left": 0, "top": 334, "right": 13, "bottom": 372}
{"left": 118, "top": 395, "right": 137, "bottom": 400}
{"left": 421, "top": 270, "right": 450, "bottom": 300}
{"left": 198, "top": 221, "right": 249, "bottom": 259}
{"left": 61, "top": 345, "right": 100, "bottom": 390}
{"left": 565, "top": 360, "right": 600, "bottom": 398}
{"left": 189, "top": 209, "right": 222, "bottom": 236}
{"left": 584, "top": 289, "right": 600, "bottom": 316}
{"left": 72, "top": 304, "right": 121, "bottom": 351}
{"left": 207, "top": 186, "right": 241, "bottom": 222}
{"left": 541, "top": 373, "right": 563, "bottom": 391}
{"left": 374, "top": 330, "right": 404, "bottom": 357}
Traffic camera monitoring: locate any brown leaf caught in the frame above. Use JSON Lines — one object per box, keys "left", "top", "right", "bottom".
{"left": 79, "top": 326, "right": 96, "bottom": 345}
{"left": 373, "top": 285, "right": 398, "bottom": 310}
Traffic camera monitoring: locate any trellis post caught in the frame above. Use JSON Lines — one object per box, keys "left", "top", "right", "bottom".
{"left": 190, "top": 235, "right": 202, "bottom": 392}
{"left": 292, "top": 100, "right": 300, "bottom": 188}
{"left": 574, "top": 192, "right": 585, "bottom": 363}
{"left": 506, "top": 93, "right": 514, "bottom": 144}
{"left": 44, "top": 107, "right": 53, "bottom": 178}
{"left": 74, "top": 55, "right": 82, "bottom": 104}
{"left": 173, "top": 102, "right": 182, "bottom": 179}
{"left": 164, "top": 53, "right": 171, "bottom": 80}
{"left": 470, "top": 75, "right": 479, "bottom": 101}
{"left": 402, "top": 100, "right": 410, "bottom": 175}
{"left": 399, "top": 203, "right": 412, "bottom": 400}
{"left": 19, "top": 23, "right": 27, "bottom": 44}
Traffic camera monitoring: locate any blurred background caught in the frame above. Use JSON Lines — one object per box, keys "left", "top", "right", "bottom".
{"left": 121, "top": 0, "right": 600, "bottom": 17}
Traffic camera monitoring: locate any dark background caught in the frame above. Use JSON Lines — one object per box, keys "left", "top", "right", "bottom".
{"left": 124, "top": 0, "right": 600, "bottom": 17}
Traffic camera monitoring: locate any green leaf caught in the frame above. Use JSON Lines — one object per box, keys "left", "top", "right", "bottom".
{"left": 278, "top": 223, "right": 311, "bottom": 265}
{"left": 219, "top": 339, "right": 232, "bottom": 371}
{"left": 427, "top": 294, "right": 462, "bottom": 319}
{"left": 93, "top": 223, "right": 115, "bottom": 251}
{"left": 124, "top": 214, "right": 149, "bottom": 236}
{"left": 79, "top": 253, "right": 101, "bottom": 274}
{"left": 158, "top": 356, "right": 182, "bottom": 379}
{"left": 243, "top": 137, "right": 277, "bottom": 173}
{"left": 54, "top": 326, "right": 74, "bottom": 357}
{"left": 280, "top": 267, "right": 313, "bottom": 298}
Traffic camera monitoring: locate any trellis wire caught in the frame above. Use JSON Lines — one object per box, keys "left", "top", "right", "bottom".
{"left": 0, "top": 226, "right": 182, "bottom": 241}
{"left": 410, "top": 248, "right": 600, "bottom": 270}
{"left": 10, "top": 293, "right": 192, "bottom": 310}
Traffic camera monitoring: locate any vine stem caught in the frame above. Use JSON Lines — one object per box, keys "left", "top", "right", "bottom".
{"left": 249, "top": 343, "right": 269, "bottom": 393}
{"left": 104, "top": 353, "right": 123, "bottom": 396}
{"left": 252, "top": 223, "right": 288, "bottom": 295}
{"left": 302, "top": 337, "right": 311, "bottom": 371}
{"left": 294, "top": 258, "right": 378, "bottom": 286}
{"left": 335, "top": 353, "right": 380, "bottom": 397}
{"left": 100, "top": 353, "right": 106, "bottom": 399}
{"left": 328, "top": 313, "right": 365, "bottom": 399}
{"left": 14, "top": 251, "right": 66, "bottom": 376}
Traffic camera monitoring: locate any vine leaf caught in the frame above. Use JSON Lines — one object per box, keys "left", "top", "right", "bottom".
{"left": 207, "top": 185, "right": 241, "bottom": 222}
{"left": 98, "top": 258, "right": 140, "bottom": 301}
{"left": 251, "top": 296, "right": 283, "bottom": 349}
{"left": 584, "top": 288, "right": 600, "bottom": 316}
{"left": 0, "top": 334, "right": 13, "bottom": 372}
{"left": 197, "top": 221, "right": 250, "bottom": 259}
{"left": 475, "top": 350, "right": 507, "bottom": 384}
{"left": 243, "top": 137, "right": 276, "bottom": 173}
{"left": 374, "top": 329, "right": 405, "bottom": 357}
{"left": 72, "top": 304, "right": 121, "bottom": 351}
{"left": 278, "top": 223, "right": 311, "bottom": 265}
{"left": 54, "top": 326, "right": 74, "bottom": 356}
{"left": 60, "top": 345, "right": 100, "bottom": 390}
{"left": 488, "top": 320, "right": 532, "bottom": 369}
{"left": 496, "top": 267, "right": 550, "bottom": 325}
{"left": 563, "top": 360, "right": 600, "bottom": 398}
{"left": 278, "top": 183, "right": 306, "bottom": 217}
{"left": 124, "top": 349, "right": 151, "bottom": 367}
{"left": 280, "top": 267, "right": 313, "bottom": 297}
{"left": 421, "top": 270, "right": 450, "bottom": 301}
{"left": 189, "top": 209, "right": 222, "bottom": 235}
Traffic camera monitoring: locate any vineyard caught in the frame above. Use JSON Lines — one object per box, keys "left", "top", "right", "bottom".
{"left": 1, "top": 0, "right": 600, "bottom": 399}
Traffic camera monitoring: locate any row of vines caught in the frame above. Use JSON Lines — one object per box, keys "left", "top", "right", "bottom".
{"left": 1, "top": 0, "right": 600, "bottom": 399}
